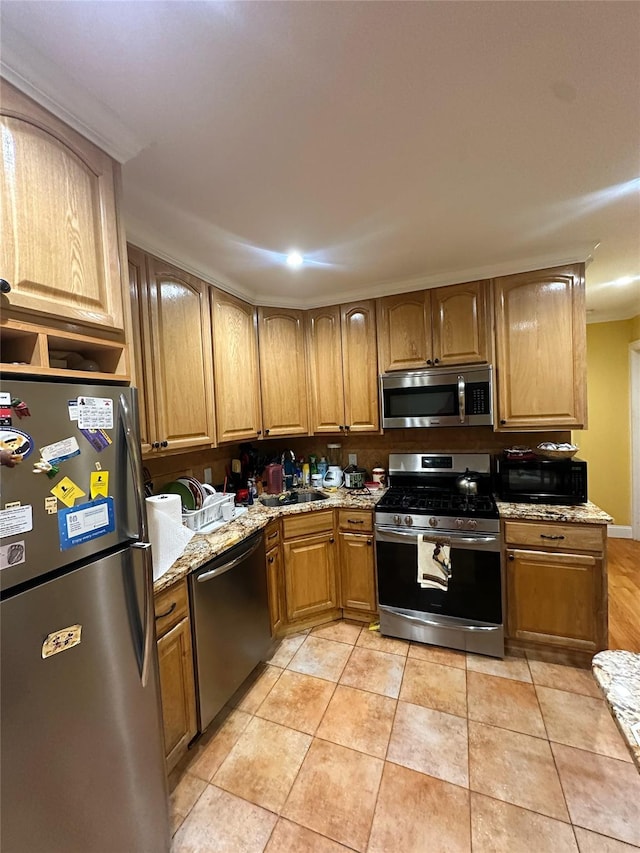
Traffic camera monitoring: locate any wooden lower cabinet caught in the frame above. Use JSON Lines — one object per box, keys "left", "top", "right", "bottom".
{"left": 504, "top": 520, "right": 607, "bottom": 658}
{"left": 337, "top": 509, "right": 377, "bottom": 618}
{"left": 264, "top": 522, "right": 283, "bottom": 635}
{"left": 154, "top": 581, "right": 197, "bottom": 772}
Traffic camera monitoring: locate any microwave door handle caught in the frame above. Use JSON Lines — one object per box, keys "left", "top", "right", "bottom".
{"left": 458, "top": 375, "right": 465, "bottom": 423}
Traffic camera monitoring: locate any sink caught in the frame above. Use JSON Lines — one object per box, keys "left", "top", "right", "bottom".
{"left": 259, "top": 489, "right": 329, "bottom": 507}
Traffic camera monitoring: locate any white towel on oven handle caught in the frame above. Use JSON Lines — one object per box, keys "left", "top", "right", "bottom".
{"left": 417, "top": 537, "right": 451, "bottom": 591}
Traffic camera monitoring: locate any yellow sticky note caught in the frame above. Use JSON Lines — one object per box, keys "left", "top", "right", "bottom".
{"left": 90, "top": 470, "right": 109, "bottom": 499}
{"left": 51, "top": 477, "right": 86, "bottom": 508}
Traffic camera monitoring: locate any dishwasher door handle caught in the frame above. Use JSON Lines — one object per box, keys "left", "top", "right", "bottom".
{"left": 196, "top": 535, "right": 263, "bottom": 583}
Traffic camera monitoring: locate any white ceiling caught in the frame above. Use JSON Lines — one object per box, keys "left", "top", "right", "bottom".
{"left": 2, "top": 1, "right": 639, "bottom": 321}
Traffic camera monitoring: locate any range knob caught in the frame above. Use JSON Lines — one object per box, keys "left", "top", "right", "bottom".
{"left": 467, "top": 518, "right": 478, "bottom": 530}
{"left": 428, "top": 516, "right": 438, "bottom": 528}
{"left": 393, "top": 514, "right": 402, "bottom": 525}
{"left": 404, "top": 516, "right": 414, "bottom": 527}
{"left": 455, "top": 518, "right": 465, "bottom": 529}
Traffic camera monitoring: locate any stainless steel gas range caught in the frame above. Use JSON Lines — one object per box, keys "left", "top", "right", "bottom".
{"left": 374, "top": 453, "right": 503, "bottom": 658}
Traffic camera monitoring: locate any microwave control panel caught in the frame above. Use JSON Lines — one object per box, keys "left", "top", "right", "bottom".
{"left": 466, "top": 382, "right": 491, "bottom": 415}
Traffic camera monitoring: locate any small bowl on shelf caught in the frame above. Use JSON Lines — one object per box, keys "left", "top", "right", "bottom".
{"left": 535, "top": 443, "right": 579, "bottom": 460}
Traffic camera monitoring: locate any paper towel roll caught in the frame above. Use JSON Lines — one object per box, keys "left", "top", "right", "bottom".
{"left": 146, "top": 494, "right": 194, "bottom": 582}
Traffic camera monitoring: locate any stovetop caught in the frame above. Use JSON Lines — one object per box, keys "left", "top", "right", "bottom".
{"left": 376, "top": 486, "right": 498, "bottom": 519}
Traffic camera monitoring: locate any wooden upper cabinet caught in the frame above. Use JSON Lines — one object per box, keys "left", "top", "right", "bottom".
{"left": 431, "top": 280, "right": 490, "bottom": 366}
{"left": 211, "top": 290, "right": 262, "bottom": 443}
{"left": 307, "top": 305, "right": 345, "bottom": 433}
{"left": 377, "top": 291, "right": 432, "bottom": 371}
{"left": 1, "top": 80, "right": 124, "bottom": 331}
{"left": 145, "top": 255, "right": 215, "bottom": 450}
{"left": 127, "top": 246, "right": 154, "bottom": 454}
{"left": 341, "top": 301, "right": 379, "bottom": 432}
{"left": 258, "top": 307, "right": 309, "bottom": 437}
{"left": 377, "top": 281, "right": 490, "bottom": 372}
{"left": 494, "top": 264, "right": 587, "bottom": 430}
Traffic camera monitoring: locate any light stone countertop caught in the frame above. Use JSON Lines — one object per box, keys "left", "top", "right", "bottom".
{"left": 592, "top": 651, "right": 640, "bottom": 770}
{"left": 495, "top": 499, "right": 613, "bottom": 525}
{"left": 154, "top": 491, "right": 613, "bottom": 594}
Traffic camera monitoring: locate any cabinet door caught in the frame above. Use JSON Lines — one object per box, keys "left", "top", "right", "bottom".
{"left": 431, "top": 280, "right": 490, "bottom": 366}
{"left": 266, "top": 544, "right": 283, "bottom": 636}
{"left": 341, "top": 301, "right": 379, "bottom": 432}
{"left": 258, "top": 307, "right": 309, "bottom": 437}
{"left": 157, "top": 617, "right": 197, "bottom": 772}
{"left": 127, "top": 246, "right": 154, "bottom": 454}
{"left": 339, "top": 532, "right": 376, "bottom": 612}
{"left": 1, "top": 81, "right": 124, "bottom": 331}
{"left": 494, "top": 264, "right": 587, "bottom": 429}
{"left": 506, "top": 548, "right": 600, "bottom": 651}
{"left": 146, "top": 256, "right": 215, "bottom": 450}
{"left": 377, "top": 291, "right": 432, "bottom": 371}
{"left": 307, "top": 305, "right": 346, "bottom": 433}
{"left": 284, "top": 532, "right": 337, "bottom": 621}
{"left": 211, "top": 289, "right": 262, "bottom": 443}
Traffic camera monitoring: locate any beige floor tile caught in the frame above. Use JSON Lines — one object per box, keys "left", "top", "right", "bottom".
{"left": 316, "top": 684, "right": 396, "bottom": 758}
{"left": 408, "top": 642, "right": 466, "bottom": 669}
{"left": 552, "top": 743, "right": 640, "bottom": 846}
{"left": 470, "top": 792, "right": 578, "bottom": 853}
{"left": 282, "top": 738, "right": 383, "bottom": 852}
{"left": 537, "top": 685, "right": 632, "bottom": 762}
{"left": 368, "top": 762, "right": 471, "bottom": 853}
{"left": 312, "top": 620, "right": 362, "bottom": 644}
{"left": 466, "top": 671, "right": 546, "bottom": 737}
{"left": 357, "top": 628, "right": 410, "bottom": 656}
{"left": 574, "top": 826, "right": 640, "bottom": 853}
{"left": 287, "top": 636, "right": 353, "bottom": 682}
{"left": 267, "top": 633, "right": 307, "bottom": 668}
{"left": 256, "top": 669, "right": 336, "bottom": 734}
{"left": 213, "top": 717, "right": 311, "bottom": 813}
{"left": 466, "top": 652, "right": 532, "bottom": 682}
{"left": 170, "top": 772, "right": 208, "bottom": 835}
{"left": 399, "top": 657, "right": 467, "bottom": 717}
{"left": 189, "top": 708, "right": 253, "bottom": 782}
{"left": 265, "top": 818, "right": 353, "bottom": 852}
{"left": 171, "top": 784, "right": 277, "bottom": 853}
{"left": 387, "top": 700, "right": 469, "bottom": 788}
{"left": 339, "top": 646, "right": 405, "bottom": 698}
{"left": 469, "top": 721, "right": 569, "bottom": 822}
{"left": 229, "top": 664, "right": 282, "bottom": 714}
{"left": 528, "top": 659, "right": 601, "bottom": 698}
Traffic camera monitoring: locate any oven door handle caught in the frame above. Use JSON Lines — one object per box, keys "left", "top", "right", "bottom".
{"left": 375, "top": 525, "right": 500, "bottom": 551}
{"left": 379, "top": 605, "right": 502, "bottom": 633}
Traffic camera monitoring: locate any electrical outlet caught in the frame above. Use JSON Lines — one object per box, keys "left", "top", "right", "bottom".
{"left": 203, "top": 467, "right": 212, "bottom": 484}
{"left": 348, "top": 453, "right": 358, "bottom": 466}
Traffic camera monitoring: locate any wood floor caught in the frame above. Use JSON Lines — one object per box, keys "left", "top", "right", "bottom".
{"left": 608, "top": 537, "right": 640, "bottom": 652}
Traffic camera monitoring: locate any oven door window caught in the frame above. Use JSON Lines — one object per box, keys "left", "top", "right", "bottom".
{"left": 376, "top": 537, "right": 502, "bottom": 624}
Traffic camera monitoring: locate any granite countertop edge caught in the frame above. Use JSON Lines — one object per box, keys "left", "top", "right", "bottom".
{"left": 154, "top": 493, "right": 613, "bottom": 594}
{"left": 592, "top": 650, "right": 640, "bottom": 770}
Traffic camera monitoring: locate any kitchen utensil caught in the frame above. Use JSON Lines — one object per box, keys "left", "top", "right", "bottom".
{"left": 265, "top": 463, "right": 283, "bottom": 494}
{"left": 455, "top": 468, "right": 482, "bottom": 496}
{"left": 343, "top": 465, "right": 367, "bottom": 489}
{"left": 323, "top": 465, "right": 344, "bottom": 488}
{"left": 158, "top": 480, "right": 196, "bottom": 511}
{"left": 372, "top": 467, "right": 386, "bottom": 485}
{"left": 326, "top": 443, "right": 342, "bottom": 467}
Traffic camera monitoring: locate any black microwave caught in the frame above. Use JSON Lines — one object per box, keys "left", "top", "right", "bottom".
{"left": 496, "top": 456, "right": 587, "bottom": 505}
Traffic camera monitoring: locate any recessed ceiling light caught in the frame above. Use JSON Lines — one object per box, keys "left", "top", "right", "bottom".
{"left": 286, "top": 251, "right": 303, "bottom": 269}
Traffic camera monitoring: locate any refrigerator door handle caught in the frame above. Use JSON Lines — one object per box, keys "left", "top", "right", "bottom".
{"left": 132, "top": 541, "right": 155, "bottom": 687}
{"left": 119, "top": 392, "right": 147, "bottom": 542}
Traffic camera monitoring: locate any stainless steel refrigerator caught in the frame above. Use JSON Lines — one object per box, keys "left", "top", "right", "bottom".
{"left": 0, "top": 378, "right": 170, "bottom": 853}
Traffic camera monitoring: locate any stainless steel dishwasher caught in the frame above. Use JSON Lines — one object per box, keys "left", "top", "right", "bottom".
{"left": 189, "top": 531, "right": 274, "bottom": 732}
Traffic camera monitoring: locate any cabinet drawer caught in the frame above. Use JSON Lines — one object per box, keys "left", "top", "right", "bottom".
{"left": 154, "top": 580, "right": 189, "bottom": 637}
{"left": 264, "top": 522, "right": 280, "bottom": 549}
{"left": 503, "top": 521, "right": 604, "bottom": 553}
{"left": 338, "top": 509, "right": 373, "bottom": 533}
{"left": 283, "top": 510, "right": 334, "bottom": 540}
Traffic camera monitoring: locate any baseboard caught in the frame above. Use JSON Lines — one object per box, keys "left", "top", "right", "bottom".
{"left": 608, "top": 524, "right": 632, "bottom": 539}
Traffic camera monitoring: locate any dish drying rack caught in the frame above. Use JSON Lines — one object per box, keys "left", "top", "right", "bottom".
{"left": 182, "top": 493, "right": 234, "bottom": 531}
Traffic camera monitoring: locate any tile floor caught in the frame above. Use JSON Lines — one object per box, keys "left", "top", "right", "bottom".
{"left": 170, "top": 622, "right": 640, "bottom": 852}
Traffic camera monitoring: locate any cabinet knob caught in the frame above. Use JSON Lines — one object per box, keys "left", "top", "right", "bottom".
{"left": 155, "top": 601, "right": 177, "bottom": 620}
{"left": 0, "top": 279, "right": 11, "bottom": 294}
{"left": 426, "top": 359, "right": 433, "bottom": 365}
{"left": 344, "top": 425, "right": 350, "bottom": 431}
{"left": 257, "top": 430, "right": 262, "bottom": 435}
{"left": 367, "top": 539, "right": 372, "bottom": 546}
{"left": 160, "top": 440, "right": 168, "bottom": 448}
{"left": 152, "top": 442, "right": 160, "bottom": 449}
{"left": 500, "top": 419, "right": 507, "bottom": 425}
{"left": 268, "top": 556, "right": 274, "bottom": 564}
{"left": 329, "top": 537, "right": 335, "bottom": 544}
{"left": 433, "top": 358, "right": 440, "bottom": 365}
{"left": 265, "top": 429, "right": 270, "bottom": 435}
{"left": 508, "top": 553, "right": 514, "bottom": 561}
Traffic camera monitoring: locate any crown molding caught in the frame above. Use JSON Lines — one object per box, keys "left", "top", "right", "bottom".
{"left": 1, "top": 23, "right": 145, "bottom": 163}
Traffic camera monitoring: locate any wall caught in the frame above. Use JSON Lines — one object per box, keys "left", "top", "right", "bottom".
{"left": 573, "top": 315, "right": 640, "bottom": 526}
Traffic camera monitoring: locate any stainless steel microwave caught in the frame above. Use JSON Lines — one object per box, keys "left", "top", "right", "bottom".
{"left": 380, "top": 365, "right": 494, "bottom": 428}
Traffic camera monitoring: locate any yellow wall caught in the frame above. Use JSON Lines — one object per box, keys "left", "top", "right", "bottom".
{"left": 573, "top": 315, "right": 639, "bottom": 525}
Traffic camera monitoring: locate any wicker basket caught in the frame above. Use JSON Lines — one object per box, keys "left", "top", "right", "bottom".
{"left": 535, "top": 447, "right": 578, "bottom": 460}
